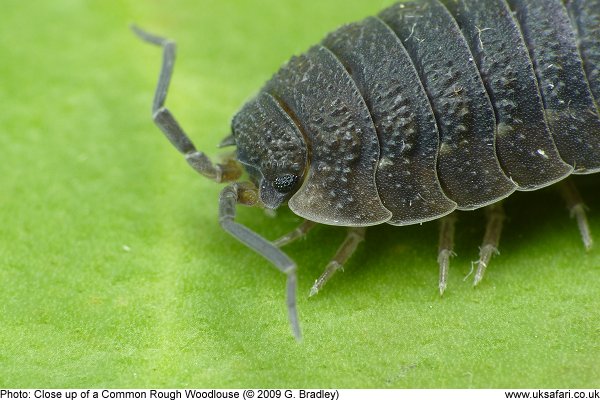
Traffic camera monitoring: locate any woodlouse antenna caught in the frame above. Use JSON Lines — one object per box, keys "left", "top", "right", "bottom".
{"left": 133, "top": 25, "right": 302, "bottom": 339}
{"left": 131, "top": 25, "right": 242, "bottom": 183}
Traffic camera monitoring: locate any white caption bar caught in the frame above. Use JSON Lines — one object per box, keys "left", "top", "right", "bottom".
{"left": 0, "top": 389, "right": 599, "bottom": 400}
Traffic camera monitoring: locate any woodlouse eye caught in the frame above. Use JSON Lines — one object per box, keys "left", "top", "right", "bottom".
{"left": 273, "top": 174, "right": 299, "bottom": 193}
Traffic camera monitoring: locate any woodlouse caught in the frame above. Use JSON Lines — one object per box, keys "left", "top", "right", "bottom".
{"left": 134, "top": 0, "right": 599, "bottom": 339}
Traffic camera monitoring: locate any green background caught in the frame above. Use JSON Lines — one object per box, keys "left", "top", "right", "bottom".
{"left": 1, "top": 0, "right": 599, "bottom": 388}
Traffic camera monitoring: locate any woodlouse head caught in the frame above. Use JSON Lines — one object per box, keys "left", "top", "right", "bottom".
{"left": 231, "top": 92, "right": 308, "bottom": 209}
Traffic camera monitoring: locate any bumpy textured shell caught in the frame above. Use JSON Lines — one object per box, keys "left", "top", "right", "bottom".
{"left": 232, "top": 0, "right": 600, "bottom": 227}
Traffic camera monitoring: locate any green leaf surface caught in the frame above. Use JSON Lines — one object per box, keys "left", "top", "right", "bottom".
{"left": 1, "top": 0, "right": 599, "bottom": 388}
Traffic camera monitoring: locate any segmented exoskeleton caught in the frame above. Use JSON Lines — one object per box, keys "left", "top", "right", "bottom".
{"left": 133, "top": 0, "right": 600, "bottom": 339}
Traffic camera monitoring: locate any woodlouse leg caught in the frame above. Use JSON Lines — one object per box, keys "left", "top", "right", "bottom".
{"left": 273, "top": 220, "right": 318, "bottom": 247}
{"left": 438, "top": 213, "right": 457, "bottom": 296}
{"left": 558, "top": 179, "right": 593, "bottom": 251}
{"left": 309, "top": 227, "right": 366, "bottom": 297}
{"left": 473, "top": 203, "right": 505, "bottom": 286}
{"left": 132, "top": 25, "right": 242, "bottom": 183}
{"left": 219, "top": 182, "right": 301, "bottom": 340}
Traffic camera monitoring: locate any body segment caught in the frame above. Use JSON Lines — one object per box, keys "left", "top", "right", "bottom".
{"left": 564, "top": 0, "right": 600, "bottom": 105}
{"left": 322, "top": 16, "right": 456, "bottom": 225}
{"left": 443, "top": 0, "right": 573, "bottom": 189}
{"left": 507, "top": 0, "right": 600, "bottom": 173}
{"left": 264, "top": 45, "right": 392, "bottom": 226}
{"left": 379, "top": 0, "right": 518, "bottom": 210}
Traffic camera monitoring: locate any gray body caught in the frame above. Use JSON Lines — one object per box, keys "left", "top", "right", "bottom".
{"left": 134, "top": 0, "right": 600, "bottom": 340}
{"left": 232, "top": 0, "right": 600, "bottom": 226}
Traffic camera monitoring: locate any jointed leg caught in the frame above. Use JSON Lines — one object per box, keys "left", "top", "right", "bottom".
{"left": 132, "top": 26, "right": 241, "bottom": 182}
{"left": 219, "top": 182, "right": 301, "bottom": 340}
{"left": 473, "top": 203, "right": 505, "bottom": 286}
{"left": 309, "top": 227, "right": 366, "bottom": 297}
{"left": 437, "top": 213, "right": 457, "bottom": 295}
{"left": 558, "top": 178, "right": 593, "bottom": 250}
{"left": 274, "top": 220, "right": 318, "bottom": 247}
